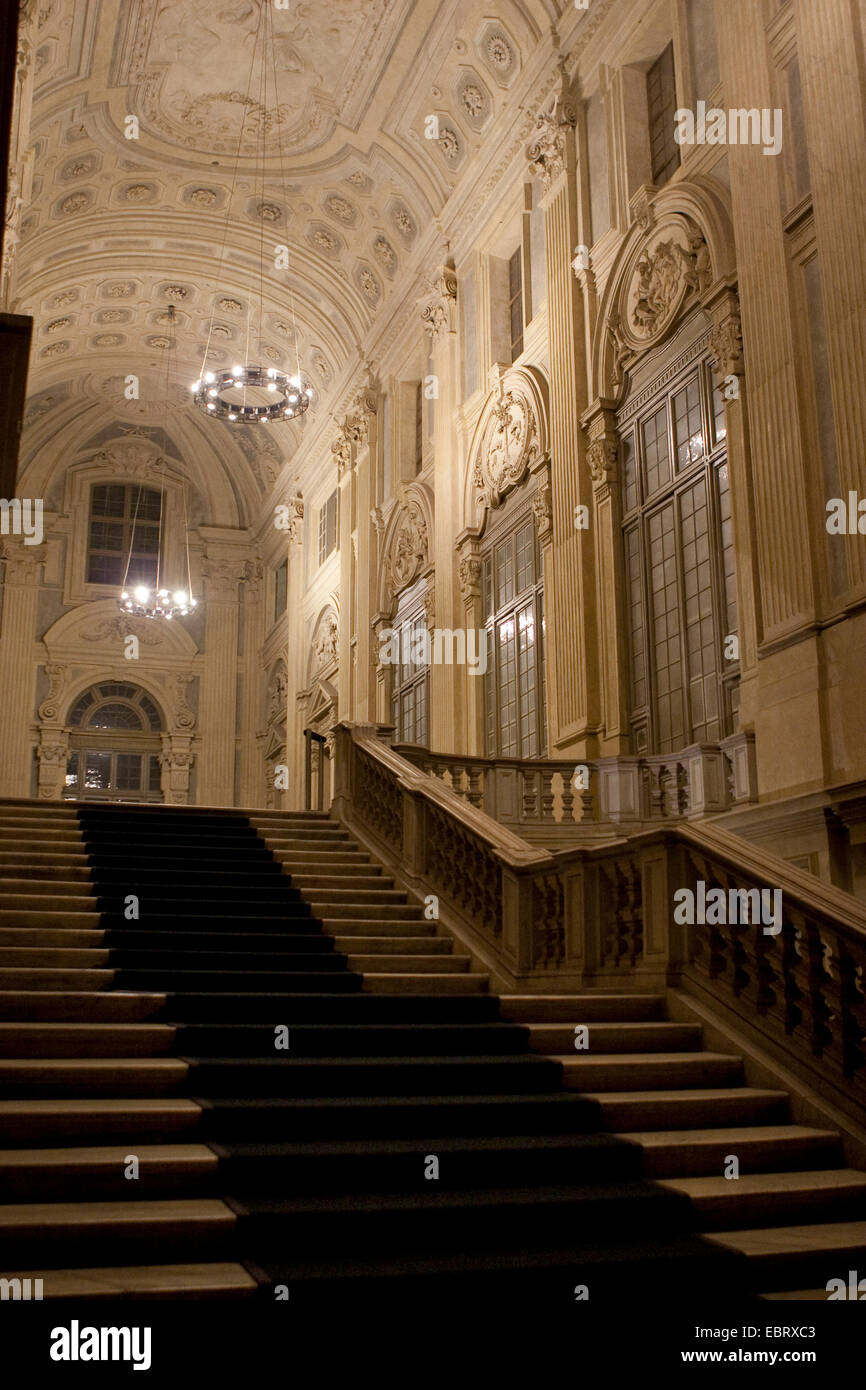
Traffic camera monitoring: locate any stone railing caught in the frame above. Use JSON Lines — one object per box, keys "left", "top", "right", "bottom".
{"left": 392, "top": 732, "right": 757, "bottom": 843}
{"left": 332, "top": 722, "right": 866, "bottom": 1123}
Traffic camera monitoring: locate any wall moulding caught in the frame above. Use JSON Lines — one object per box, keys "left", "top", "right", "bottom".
{"left": 591, "top": 178, "right": 737, "bottom": 405}
{"left": 462, "top": 363, "right": 550, "bottom": 535}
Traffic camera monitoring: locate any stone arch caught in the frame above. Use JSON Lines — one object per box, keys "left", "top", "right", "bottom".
{"left": 590, "top": 176, "right": 738, "bottom": 405}
{"left": 462, "top": 363, "right": 550, "bottom": 537}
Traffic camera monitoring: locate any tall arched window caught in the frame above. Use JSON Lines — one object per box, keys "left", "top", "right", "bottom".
{"left": 620, "top": 357, "right": 738, "bottom": 754}
{"left": 64, "top": 683, "right": 164, "bottom": 801}
{"left": 482, "top": 508, "right": 545, "bottom": 758}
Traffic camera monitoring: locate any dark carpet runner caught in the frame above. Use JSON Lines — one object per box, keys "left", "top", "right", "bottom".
{"left": 73, "top": 804, "right": 741, "bottom": 1305}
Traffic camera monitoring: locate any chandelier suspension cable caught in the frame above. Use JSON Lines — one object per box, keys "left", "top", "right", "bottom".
{"left": 192, "top": 0, "right": 312, "bottom": 424}
{"left": 197, "top": 7, "right": 264, "bottom": 386}
{"left": 266, "top": 0, "right": 302, "bottom": 384}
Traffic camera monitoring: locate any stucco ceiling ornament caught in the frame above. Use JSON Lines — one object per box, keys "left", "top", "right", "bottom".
{"left": 473, "top": 383, "right": 540, "bottom": 512}
{"left": 385, "top": 497, "right": 428, "bottom": 598}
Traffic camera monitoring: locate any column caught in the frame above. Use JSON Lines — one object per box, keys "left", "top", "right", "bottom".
{"left": 197, "top": 542, "right": 247, "bottom": 806}
{"left": 352, "top": 379, "right": 380, "bottom": 722}
{"left": 527, "top": 68, "right": 600, "bottom": 756}
{"left": 795, "top": 0, "right": 866, "bottom": 598}
{"left": 0, "top": 542, "right": 45, "bottom": 797}
{"left": 422, "top": 257, "right": 463, "bottom": 752}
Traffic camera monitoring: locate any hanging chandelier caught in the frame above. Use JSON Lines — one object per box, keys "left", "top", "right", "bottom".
{"left": 119, "top": 306, "right": 198, "bottom": 621}
{"left": 192, "top": 0, "right": 311, "bottom": 425}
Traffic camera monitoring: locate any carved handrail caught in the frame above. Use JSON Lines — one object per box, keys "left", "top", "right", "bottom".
{"left": 394, "top": 732, "right": 757, "bottom": 835}
{"left": 332, "top": 723, "right": 865, "bottom": 1121}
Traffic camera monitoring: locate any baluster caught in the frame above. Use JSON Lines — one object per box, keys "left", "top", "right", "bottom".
{"left": 467, "top": 765, "right": 483, "bottom": 809}
{"left": 560, "top": 768, "right": 575, "bottom": 824}
{"left": 522, "top": 769, "right": 538, "bottom": 821}
{"left": 540, "top": 769, "right": 555, "bottom": 822}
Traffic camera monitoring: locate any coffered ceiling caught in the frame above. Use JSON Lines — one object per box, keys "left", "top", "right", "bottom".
{"left": 13, "top": 0, "right": 572, "bottom": 520}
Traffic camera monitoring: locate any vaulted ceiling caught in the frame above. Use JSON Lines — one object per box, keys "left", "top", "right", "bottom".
{"left": 14, "top": 0, "right": 569, "bottom": 523}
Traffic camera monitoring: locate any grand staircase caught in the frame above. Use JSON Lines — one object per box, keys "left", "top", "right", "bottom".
{"left": 0, "top": 799, "right": 864, "bottom": 1305}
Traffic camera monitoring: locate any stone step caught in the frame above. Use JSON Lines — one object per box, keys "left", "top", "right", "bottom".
{"left": 526, "top": 1022, "right": 702, "bottom": 1054}
{"left": 659, "top": 1169, "right": 866, "bottom": 1229}
{"left": 362, "top": 973, "right": 488, "bottom": 994}
{"left": 0, "top": 879, "right": 95, "bottom": 896}
{"left": 0, "top": 911, "right": 102, "bottom": 929}
{"left": 589, "top": 1088, "right": 791, "bottom": 1130}
{"left": 0, "top": 865, "right": 92, "bottom": 880}
{"left": 0, "top": 1143, "right": 218, "bottom": 1198}
{"left": 0, "top": 948, "right": 111, "bottom": 967}
{"left": 0, "top": 894, "right": 97, "bottom": 912}
{"left": 309, "top": 903, "right": 424, "bottom": 920}
{"left": 619, "top": 1125, "right": 843, "bottom": 1177}
{"left": 326, "top": 921, "right": 438, "bottom": 939}
{"left": 346, "top": 954, "right": 469, "bottom": 973}
{"left": 1, "top": 1261, "right": 258, "bottom": 1300}
{"left": 333, "top": 936, "right": 451, "bottom": 955}
{"left": 0, "top": 929, "right": 106, "bottom": 949}
{"left": 0, "top": 1198, "right": 236, "bottom": 1264}
{"left": 705, "top": 1221, "right": 866, "bottom": 1283}
{"left": 559, "top": 1052, "right": 744, "bottom": 1091}
{"left": 0, "top": 1098, "right": 202, "bottom": 1144}
{"left": 291, "top": 878, "right": 398, "bottom": 894}
{"left": 0, "top": 1057, "right": 189, "bottom": 1095}
{"left": 499, "top": 994, "right": 666, "bottom": 1023}
{"left": 0, "top": 990, "right": 166, "bottom": 1022}
{"left": 0, "top": 968, "right": 116, "bottom": 991}
{"left": 0, "top": 1023, "right": 177, "bottom": 1057}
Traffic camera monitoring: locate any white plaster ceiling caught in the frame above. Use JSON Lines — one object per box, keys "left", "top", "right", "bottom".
{"left": 14, "top": 0, "right": 567, "bottom": 516}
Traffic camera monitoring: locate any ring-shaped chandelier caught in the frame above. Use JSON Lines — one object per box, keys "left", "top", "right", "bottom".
{"left": 193, "top": 365, "right": 313, "bottom": 423}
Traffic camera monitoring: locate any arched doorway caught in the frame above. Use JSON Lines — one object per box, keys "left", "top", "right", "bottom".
{"left": 63, "top": 682, "right": 164, "bottom": 802}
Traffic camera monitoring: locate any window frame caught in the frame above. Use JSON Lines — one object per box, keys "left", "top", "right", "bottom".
{"left": 646, "top": 41, "right": 681, "bottom": 187}
{"left": 85, "top": 482, "right": 163, "bottom": 588}
{"left": 620, "top": 356, "right": 738, "bottom": 755}
{"left": 481, "top": 505, "right": 546, "bottom": 759}
{"left": 317, "top": 489, "right": 339, "bottom": 568}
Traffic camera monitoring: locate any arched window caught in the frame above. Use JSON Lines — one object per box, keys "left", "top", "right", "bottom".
{"left": 482, "top": 508, "right": 545, "bottom": 758}
{"left": 65, "top": 683, "right": 164, "bottom": 801}
{"left": 620, "top": 357, "right": 738, "bottom": 754}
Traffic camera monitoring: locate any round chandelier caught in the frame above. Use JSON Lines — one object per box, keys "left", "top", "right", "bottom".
{"left": 118, "top": 305, "right": 198, "bottom": 621}
{"left": 192, "top": 364, "right": 312, "bottom": 423}
{"left": 192, "top": 1, "right": 311, "bottom": 427}
{"left": 119, "top": 586, "right": 197, "bottom": 621}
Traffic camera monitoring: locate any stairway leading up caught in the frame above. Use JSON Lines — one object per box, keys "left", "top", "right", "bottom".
{"left": 0, "top": 799, "right": 864, "bottom": 1305}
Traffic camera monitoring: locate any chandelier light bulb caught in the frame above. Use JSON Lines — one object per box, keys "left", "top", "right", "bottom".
{"left": 134, "top": 585, "right": 150, "bottom": 603}
{"left": 232, "top": 364, "right": 243, "bottom": 376}
{"left": 204, "top": 372, "right": 216, "bottom": 383}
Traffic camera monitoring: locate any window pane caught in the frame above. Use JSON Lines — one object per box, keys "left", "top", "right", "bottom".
{"left": 495, "top": 535, "right": 514, "bottom": 609}
{"left": 641, "top": 404, "right": 671, "bottom": 495}
{"left": 672, "top": 377, "right": 704, "bottom": 472}
{"left": 515, "top": 521, "right": 534, "bottom": 597}
{"left": 496, "top": 615, "right": 518, "bottom": 756}
{"left": 647, "top": 504, "right": 685, "bottom": 751}
{"left": 274, "top": 560, "right": 288, "bottom": 619}
{"left": 115, "top": 753, "right": 143, "bottom": 791}
{"left": 65, "top": 752, "right": 79, "bottom": 787}
{"left": 517, "top": 603, "right": 538, "bottom": 758}
{"left": 149, "top": 755, "right": 162, "bottom": 792}
{"left": 622, "top": 430, "right": 638, "bottom": 514}
{"left": 87, "top": 702, "right": 144, "bottom": 731}
{"left": 710, "top": 369, "right": 727, "bottom": 445}
{"left": 83, "top": 751, "right": 111, "bottom": 790}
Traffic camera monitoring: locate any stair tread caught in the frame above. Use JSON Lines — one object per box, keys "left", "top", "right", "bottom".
{"left": 705, "top": 1221, "right": 866, "bottom": 1258}
{"left": 620, "top": 1126, "right": 839, "bottom": 1147}
{"left": 2, "top": 1262, "right": 258, "bottom": 1298}
{"left": 661, "top": 1169, "right": 866, "bottom": 1198}
{"left": 0, "top": 1144, "right": 217, "bottom": 1170}
{"left": 0, "top": 1199, "right": 235, "bottom": 1230}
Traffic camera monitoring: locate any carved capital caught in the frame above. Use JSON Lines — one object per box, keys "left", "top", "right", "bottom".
{"left": 331, "top": 424, "right": 355, "bottom": 478}
{"left": 708, "top": 304, "right": 744, "bottom": 379}
{"left": 287, "top": 491, "right": 304, "bottom": 544}
{"left": 531, "top": 482, "right": 553, "bottom": 541}
{"left": 201, "top": 555, "right": 249, "bottom": 600}
{"left": 1, "top": 541, "right": 46, "bottom": 585}
{"left": 423, "top": 579, "right": 436, "bottom": 629}
{"left": 420, "top": 262, "right": 457, "bottom": 343}
{"left": 526, "top": 93, "right": 576, "bottom": 193}
{"left": 583, "top": 404, "right": 619, "bottom": 489}
{"left": 458, "top": 555, "right": 483, "bottom": 602}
